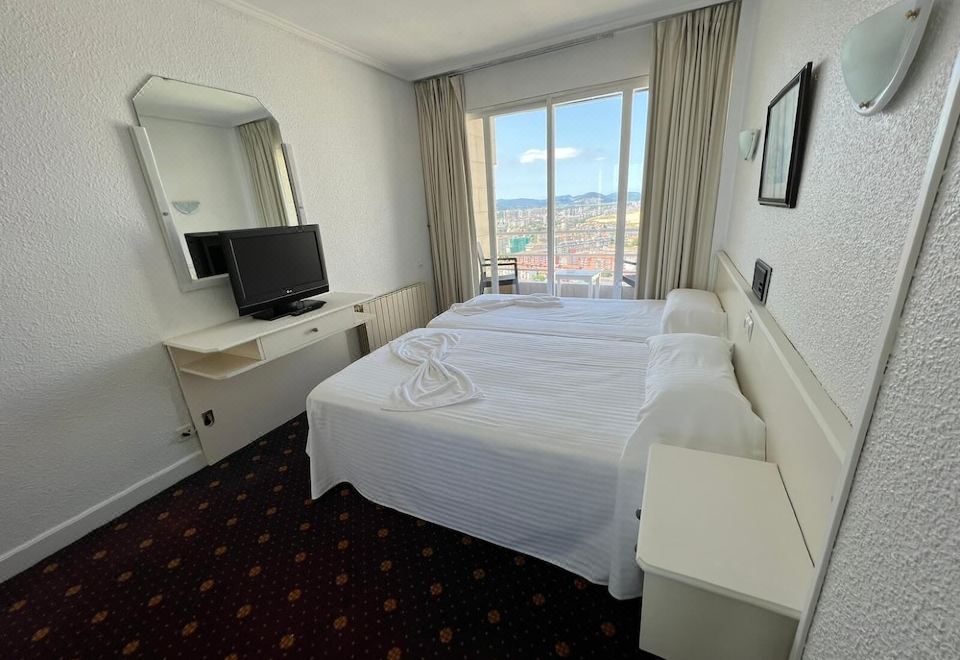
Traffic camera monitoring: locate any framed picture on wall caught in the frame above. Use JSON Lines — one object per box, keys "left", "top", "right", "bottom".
{"left": 758, "top": 62, "right": 813, "bottom": 207}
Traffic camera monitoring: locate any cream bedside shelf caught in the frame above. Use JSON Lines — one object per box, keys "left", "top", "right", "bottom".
{"left": 636, "top": 444, "right": 814, "bottom": 660}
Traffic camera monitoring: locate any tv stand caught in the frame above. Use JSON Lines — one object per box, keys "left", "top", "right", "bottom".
{"left": 253, "top": 298, "right": 327, "bottom": 321}
{"left": 163, "top": 292, "right": 374, "bottom": 464}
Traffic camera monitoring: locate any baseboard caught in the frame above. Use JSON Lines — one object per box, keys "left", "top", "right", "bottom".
{"left": 0, "top": 451, "right": 207, "bottom": 583}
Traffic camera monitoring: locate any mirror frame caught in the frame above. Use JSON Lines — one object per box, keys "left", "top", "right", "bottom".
{"left": 129, "top": 79, "right": 307, "bottom": 292}
{"left": 130, "top": 125, "right": 224, "bottom": 291}
{"left": 841, "top": 0, "right": 932, "bottom": 116}
{"left": 757, "top": 62, "right": 813, "bottom": 208}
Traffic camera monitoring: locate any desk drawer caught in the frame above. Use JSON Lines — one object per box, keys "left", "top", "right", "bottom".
{"left": 259, "top": 308, "right": 356, "bottom": 360}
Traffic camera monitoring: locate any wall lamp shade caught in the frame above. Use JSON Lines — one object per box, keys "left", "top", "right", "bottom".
{"left": 840, "top": 0, "right": 931, "bottom": 115}
{"left": 172, "top": 201, "right": 200, "bottom": 215}
{"left": 739, "top": 129, "right": 760, "bottom": 160}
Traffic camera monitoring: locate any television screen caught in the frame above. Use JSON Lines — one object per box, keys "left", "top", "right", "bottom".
{"left": 220, "top": 225, "right": 329, "bottom": 320}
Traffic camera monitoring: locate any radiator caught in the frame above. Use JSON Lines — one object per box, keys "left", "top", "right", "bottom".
{"left": 356, "top": 282, "right": 435, "bottom": 353}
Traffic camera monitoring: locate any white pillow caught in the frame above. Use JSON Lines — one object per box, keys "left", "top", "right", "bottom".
{"left": 633, "top": 333, "right": 765, "bottom": 461}
{"left": 660, "top": 288, "right": 727, "bottom": 337}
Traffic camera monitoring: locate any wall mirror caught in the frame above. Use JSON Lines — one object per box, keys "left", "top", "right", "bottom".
{"left": 840, "top": 0, "right": 931, "bottom": 115}
{"left": 758, "top": 62, "right": 813, "bottom": 208}
{"left": 131, "top": 76, "right": 306, "bottom": 291}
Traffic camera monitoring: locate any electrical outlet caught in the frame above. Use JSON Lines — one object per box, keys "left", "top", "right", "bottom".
{"left": 174, "top": 423, "right": 196, "bottom": 442}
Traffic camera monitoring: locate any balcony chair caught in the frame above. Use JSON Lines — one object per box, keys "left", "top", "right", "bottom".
{"left": 477, "top": 243, "right": 519, "bottom": 295}
{"left": 622, "top": 257, "right": 638, "bottom": 289}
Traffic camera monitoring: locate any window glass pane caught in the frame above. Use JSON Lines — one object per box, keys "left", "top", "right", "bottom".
{"left": 553, "top": 93, "right": 623, "bottom": 298}
{"left": 623, "top": 89, "right": 649, "bottom": 298}
{"left": 491, "top": 108, "right": 547, "bottom": 294}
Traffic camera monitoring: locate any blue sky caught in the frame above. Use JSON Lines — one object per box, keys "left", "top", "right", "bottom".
{"left": 492, "top": 90, "right": 648, "bottom": 200}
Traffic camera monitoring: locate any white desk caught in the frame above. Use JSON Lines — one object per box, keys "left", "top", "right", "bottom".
{"left": 554, "top": 269, "right": 601, "bottom": 298}
{"left": 165, "top": 291, "right": 373, "bottom": 463}
{"left": 636, "top": 445, "right": 813, "bottom": 660}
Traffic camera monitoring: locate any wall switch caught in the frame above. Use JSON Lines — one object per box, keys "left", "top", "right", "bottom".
{"left": 175, "top": 423, "right": 196, "bottom": 442}
{"left": 744, "top": 312, "right": 755, "bottom": 341}
{"left": 752, "top": 259, "right": 772, "bottom": 304}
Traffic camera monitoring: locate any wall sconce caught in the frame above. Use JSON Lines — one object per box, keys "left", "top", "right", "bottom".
{"left": 841, "top": 0, "right": 931, "bottom": 115}
{"left": 739, "top": 129, "right": 760, "bottom": 160}
{"left": 172, "top": 201, "right": 200, "bottom": 215}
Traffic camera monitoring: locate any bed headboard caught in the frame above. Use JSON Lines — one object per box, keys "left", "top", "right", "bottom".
{"left": 713, "top": 252, "right": 852, "bottom": 562}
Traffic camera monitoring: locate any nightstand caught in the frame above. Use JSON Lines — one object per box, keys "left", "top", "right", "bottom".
{"left": 635, "top": 444, "right": 814, "bottom": 660}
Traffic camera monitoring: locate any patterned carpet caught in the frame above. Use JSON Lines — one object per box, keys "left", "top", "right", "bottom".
{"left": 0, "top": 413, "right": 656, "bottom": 659}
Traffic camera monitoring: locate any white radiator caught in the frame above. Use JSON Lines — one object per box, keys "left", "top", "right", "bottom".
{"left": 356, "top": 282, "right": 435, "bottom": 353}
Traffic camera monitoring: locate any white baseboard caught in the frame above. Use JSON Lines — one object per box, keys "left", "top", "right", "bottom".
{"left": 0, "top": 451, "right": 207, "bottom": 583}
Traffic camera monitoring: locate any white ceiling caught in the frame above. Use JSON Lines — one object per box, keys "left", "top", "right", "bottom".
{"left": 221, "top": 0, "right": 704, "bottom": 80}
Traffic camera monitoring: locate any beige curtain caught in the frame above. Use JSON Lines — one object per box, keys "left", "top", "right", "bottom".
{"left": 414, "top": 74, "right": 479, "bottom": 312}
{"left": 238, "top": 119, "right": 289, "bottom": 227}
{"left": 637, "top": 1, "right": 740, "bottom": 299}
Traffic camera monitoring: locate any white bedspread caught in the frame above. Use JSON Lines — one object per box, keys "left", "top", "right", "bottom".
{"left": 449, "top": 293, "right": 563, "bottom": 315}
{"left": 306, "top": 328, "right": 650, "bottom": 598}
{"left": 429, "top": 294, "right": 665, "bottom": 342}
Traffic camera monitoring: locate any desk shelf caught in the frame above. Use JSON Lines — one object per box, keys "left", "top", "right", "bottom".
{"left": 177, "top": 353, "right": 264, "bottom": 380}
{"left": 163, "top": 291, "right": 373, "bottom": 464}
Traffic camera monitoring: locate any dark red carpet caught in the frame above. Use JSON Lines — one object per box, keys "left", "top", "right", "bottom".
{"left": 1, "top": 413, "right": 655, "bottom": 659}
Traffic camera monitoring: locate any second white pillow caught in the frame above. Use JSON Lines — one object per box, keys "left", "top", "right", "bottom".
{"left": 635, "top": 333, "right": 765, "bottom": 461}
{"left": 660, "top": 288, "right": 727, "bottom": 337}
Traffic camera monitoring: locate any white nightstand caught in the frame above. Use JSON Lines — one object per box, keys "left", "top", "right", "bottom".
{"left": 636, "top": 445, "right": 814, "bottom": 660}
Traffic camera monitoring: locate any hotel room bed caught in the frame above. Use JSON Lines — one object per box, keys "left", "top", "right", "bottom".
{"left": 306, "top": 327, "right": 652, "bottom": 598}
{"left": 427, "top": 294, "right": 665, "bottom": 341}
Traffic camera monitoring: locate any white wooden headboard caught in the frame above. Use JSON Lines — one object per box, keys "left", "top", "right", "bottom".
{"left": 713, "top": 252, "right": 852, "bottom": 562}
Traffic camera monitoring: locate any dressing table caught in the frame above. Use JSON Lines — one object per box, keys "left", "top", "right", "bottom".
{"left": 130, "top": 76, "right": 375, "bottom": 463}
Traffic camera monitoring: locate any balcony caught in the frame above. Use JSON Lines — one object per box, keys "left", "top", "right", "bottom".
{"left": 487, "top": 229, "right": 638, "bottom": 299}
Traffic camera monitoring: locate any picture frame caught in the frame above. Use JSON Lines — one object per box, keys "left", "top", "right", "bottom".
{"left": 758, "top": 62, "right": 813, "bottom": 207}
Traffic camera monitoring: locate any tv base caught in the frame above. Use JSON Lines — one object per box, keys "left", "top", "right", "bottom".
{"left": 252, "top": 299, "right": 327, "bottom": 321}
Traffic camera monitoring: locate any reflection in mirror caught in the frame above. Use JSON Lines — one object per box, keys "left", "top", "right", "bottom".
{"left": 840, "top": 0, "right": 931, "bottom": 115}
{"left": 132, "top": 77, "right": 300, "bottom": 283}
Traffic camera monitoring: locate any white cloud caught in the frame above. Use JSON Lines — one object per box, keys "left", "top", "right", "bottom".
{"left": 519, "top": 147, "right": 581, "bottom": 164}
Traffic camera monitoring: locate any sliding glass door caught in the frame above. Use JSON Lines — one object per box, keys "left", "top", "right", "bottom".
{"left": 493, "top": 108, "right": 547, "bottom": 295}
{"left": 553, "top": 93, "right": 622, "bottom": 298}
{"left": 469, "top": 79, "right": 648, "bottom": 299}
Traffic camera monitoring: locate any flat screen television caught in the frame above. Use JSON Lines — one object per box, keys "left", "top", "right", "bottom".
{"left": 220, "top": 225, "right": 329, "bottom": 320}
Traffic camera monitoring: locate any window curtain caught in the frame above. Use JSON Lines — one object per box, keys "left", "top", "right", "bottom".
{"left": 414, "top": 74, "right": 479, "bottom": 312}
{"left": 238, "top": 119, "right": 289, "bottom": 227}
{"left": 637, "top": 0, "right": 740, "bottom": 299}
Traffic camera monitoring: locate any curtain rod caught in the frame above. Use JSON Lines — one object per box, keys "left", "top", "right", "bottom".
{"left": 434, "top": 30, "right": 619, "bottom": 79}
{"left": 418, "top": 0, "right": 731, "bottom": 81}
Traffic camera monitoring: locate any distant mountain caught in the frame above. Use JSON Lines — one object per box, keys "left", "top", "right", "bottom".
{"left": 495, "top": 192, "right": 640, "bottom": 210}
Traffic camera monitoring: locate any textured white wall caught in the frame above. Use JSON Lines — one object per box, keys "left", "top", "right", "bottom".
{"left": 0, "top": 0, "right": 430, "bottom": 561}
{"left": 721, "top": 0, "right": 959, "bottom": 418}
{"left": 805, "top": 109, "right": 960, "bottom": 659}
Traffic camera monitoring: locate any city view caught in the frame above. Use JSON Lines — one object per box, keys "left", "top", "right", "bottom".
{"left": 493, "top": 192, "right": 641, "bottom": 289}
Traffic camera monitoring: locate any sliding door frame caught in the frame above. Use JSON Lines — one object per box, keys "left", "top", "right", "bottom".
{"left": 481, "top": 114, "right": 500, "bottom": 293}
{"left": 467, "top": 75, "right": 649, "bottom": 298}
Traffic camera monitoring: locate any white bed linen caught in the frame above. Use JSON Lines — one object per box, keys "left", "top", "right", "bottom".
{"left": 429, "top": 294, "right": 665, "bottom": 342}
{"left": 307, "top": 328, "right": 650, "bottom": 598}
{"left": 449, "top": 293, "right": 562, "bottom": 315}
